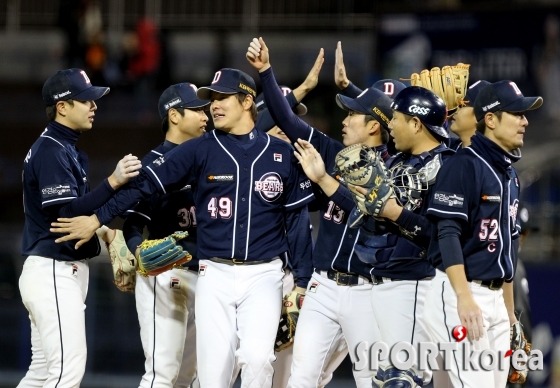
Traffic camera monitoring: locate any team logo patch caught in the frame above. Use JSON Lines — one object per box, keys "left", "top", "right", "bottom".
{"left": 199, "top": 264, "right": 207, "bottom": 276}
{"left": 152, "top": 156, "right": 165, "bottom": 166}
{"left": 170, "top": 277, "right": 180, "bottom": 289}
{"left": 481, "top": 194, "right": 501, "bottom": 203}
{"left": 274, "top": 153, "right": 282, "bottom": 162}
{"left": 207, "top": 174, "right": 235, "bottom": 183}
{"left": 41, "top": 184, "right": 72, "bottom": 199}
{"left": 255, "top": 172, "right": 284, "bottom": 202}
{"left": 308, "top": 282, "right": 319, "bottom": 293}
{"left": 433, "top": 191, "right": 464, "bottom": 208}
{"left": 510, "top": 199, "right": 519, "bottom": 225}
{"left": 71, "top": 263, "right": 78, "bottom": 277}
{"left": 164, "top": 97, "right": 182, "bottom": 110}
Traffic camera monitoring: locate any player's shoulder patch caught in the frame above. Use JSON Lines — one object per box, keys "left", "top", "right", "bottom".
{"left": 432, "top": 191, "right": 465, "bottom": 208}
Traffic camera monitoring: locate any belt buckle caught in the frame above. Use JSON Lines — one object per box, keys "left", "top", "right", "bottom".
{"left": 335, "top": 272, "right": 350, "bottom": 286}
{"left": 488, "top": 279, "right": 502, "bottom": 290}
{"left": 232, "top": 259, "right": 244, "bottom": 265}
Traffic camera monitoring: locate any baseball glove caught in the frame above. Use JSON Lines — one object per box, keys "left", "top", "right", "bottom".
{"left": 137, "top": 231, "right": 192, "bottom": 277}
{"left": 335, "top": 143, "right": 396, "bottom": 218}
{"left": 275, "top": 287, "right": 305, "bottom": 352}
{"left": 101, "top": 228, "right": 137, "bottom": 293}
{"left": 407, "top": 63, "right": 470, "bottom": 111}
{"left": 508, "top": 321, "right": 532, "bottom": 384}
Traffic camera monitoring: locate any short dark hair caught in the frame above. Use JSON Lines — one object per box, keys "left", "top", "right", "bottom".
{"left": 235, "top": 93, "right": 257, "bottom": 122}
{"left": 476, "top": 111, "right": 503, "bottom": 134}
{"left": 161, "top": 107, "right": 186, "bottom": 134}
{"left": 46, "top": 99, "right": 74, "bottom": 121}
{"left": 364, "top": 115, "right": 389, "bottom": 144}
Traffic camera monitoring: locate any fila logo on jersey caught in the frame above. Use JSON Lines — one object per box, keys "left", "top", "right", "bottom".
{"left": 433, "top": 191, "right": 464, "bottom": 208}
{"left": 207, "top": 174, "right": 235, "bottom": 183}
{"left": 255, "top": 172, "right": 283, "bottom": 202}
{"left": 274, "top": 153, "right": 282, "bottom": 162}
{"left": 199, "top": 264, "right": 207, "bottom": 276}
{"left": 72, "top": 264, "right": 78, "bottom": 277}
{"left": 153, "top": 156, "right": 165, "bottom": 166}
{"left": 308, "top": 282, "right": 319, "bottom": 293}
{"left": 170, "top": 277, "right": 180, "bottom": 288}
{"left": 482, "top": 194, "right": 501, "bottom": 203}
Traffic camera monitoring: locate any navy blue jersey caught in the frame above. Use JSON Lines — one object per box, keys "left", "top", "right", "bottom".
{"left": 426, "top": 133, "right": 521, "bottom": 281}
{"left": 355, "top": 144, "right": 455, "bottom": 280}
{"left": 124, "top": 140, "right": 199, "bottom": 266}
{"left": 95, "top": 128, "right": 314, "bottom": 286}
{"left": 22, "top": 122, "right": 100, "bottom": 261}
{"left": 259, "top": 67, "right": 387, "bottom": 278}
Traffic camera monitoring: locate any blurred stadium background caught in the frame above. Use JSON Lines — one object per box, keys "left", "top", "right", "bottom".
{"left": 1, "top": 0, "right": 560, "bottom": 386}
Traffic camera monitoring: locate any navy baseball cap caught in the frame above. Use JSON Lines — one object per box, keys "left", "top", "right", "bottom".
{"left": 336, "top": 88, "right": 393, "bottom": 129}
{"left": 462, "top": 80, "right": 490, "bottom": 107}
{"left": 42, "top": 68, "right": 109, "bottom": 106}
{"left": 371, "top": 79, "right": 407, "bottom": 100}
{"left": 158, "top": 83, "right": 210, "bottom": 120}
{"left": 197, "top": 68, "right": 257, "bottom": 100}
{"left": 474, "top": 80, "right": 543, "bottom": 122}
{"left": 255, "top": 85, "right": 307, "bottom": 116}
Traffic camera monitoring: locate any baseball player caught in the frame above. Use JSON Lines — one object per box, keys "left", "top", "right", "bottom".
{"left": 255, "top": 85, "right": 349, "bottom": 388}
{"left": 447, "top": 80, "right": 491, "bottom": 151}
{"left": 424, "top": 80, "right": 542, "bottom": 387}
{"left": 247, "top": 37, "right": 393, "bottom": 387}
{"left": 19, "top": 68, "right": 141, "bottom": 388}
{"left": 120, "top": 83, "right": 210, "bottom": 388}
{"left": 50, "top": 67, "right": 315, "bottom": 388}
{"left": 348, "top": 86, "right": 455, "bottom": 387}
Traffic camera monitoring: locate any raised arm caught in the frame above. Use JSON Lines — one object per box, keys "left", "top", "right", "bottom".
{"left": 334, "top": 41, "right": 363, "bottom": 98}
{"left": 247, "top": 37, "right": 318, "bottom": 143}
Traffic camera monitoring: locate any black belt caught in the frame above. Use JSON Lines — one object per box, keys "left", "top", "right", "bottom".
{"left": 372, "top": 275, "right": 434, "bottom": 285}
{"left": 472, "top": 278, "right": 505, "bottom": 291}
{"left": 315, "top": 269, "right": 371, "bottom": 286}
{"left": 209, "top": 257, "right": 270, "bottom": 266}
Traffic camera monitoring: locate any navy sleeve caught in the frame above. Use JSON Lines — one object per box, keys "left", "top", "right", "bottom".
{"left": 426, "top": 155, "right": 473, "bottom": 222}
{"left": 58, "top": 179, "right": 116, "bottom": 218}
{"left": 340, "top": 82, "right": 363, "bottom": 98}
{"left": 123, "top": 211, "right": 148, "bottom": 253}
{"left": 95, "top": 139, "right": 198, "bottom": 225}
{"left": 259, "top": 67, "right": 313, "bottom": 143}
{"left": 395, "top": 209, "right": 432, "bottom": 248}
{"left": 255, "top": 91, "right": 301, "bottom": 133}
{"left": 284, "top": 206, "right": 313, "bottom": 288}
{"left": 94, "top": 171, "right": 160, "bottom": 225}
{"left": 437, "top": 218, "right": 465, "bottom": 269}
{"left": 328, "top": 184, "right": 356, "bottom": 214}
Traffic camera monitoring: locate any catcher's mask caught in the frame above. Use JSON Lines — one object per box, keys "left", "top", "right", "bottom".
{"left": 391, "top": 86, "right": 448, "bottom": 139}
{"left": 386, "top": 163, "right": 428, "bottom": 212}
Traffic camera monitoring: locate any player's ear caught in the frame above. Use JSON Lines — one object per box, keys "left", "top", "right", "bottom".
{"left": 56, "top": 101, "right": 67, "bottom": 117}
{"left": 367, "top": 119, "right": 380, "bottom": 136}
{"left": 485, "top": 112, "right": 496, "bottom": 129}
{"left": 168, "top": 108, "right": 180, "bottom": 125}
{"left": 243, "top": 94, "right": 254, "bottom": 110}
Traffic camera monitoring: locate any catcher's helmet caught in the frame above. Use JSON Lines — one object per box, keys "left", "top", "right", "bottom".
{"left": 391, "top": 86, "right": 448, "bottom": 139}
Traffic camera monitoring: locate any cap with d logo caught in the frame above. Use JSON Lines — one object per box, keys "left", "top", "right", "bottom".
{"left": 474, "top": 80, "right": 543, "bottom": 122}
{"left": 255, "top": 85, "right": 307, "bottom": 116}
{"left": 197, "top": 68, "right": 257, "bottom": 100}
{"left": 42, "top": 68, "right": 110, "bottom": 106}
